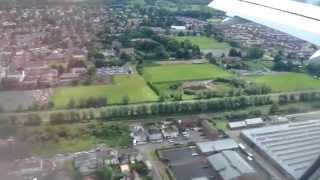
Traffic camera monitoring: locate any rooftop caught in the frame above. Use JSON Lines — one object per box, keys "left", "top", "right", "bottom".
{"left": 241, "top": 120, "right": 320, "bottom": 179}
{"left": 208, "top": 150, "right": 256, "bottom": 180}
{"left": 196, "top": 139, "right": 238, "bottom": 154}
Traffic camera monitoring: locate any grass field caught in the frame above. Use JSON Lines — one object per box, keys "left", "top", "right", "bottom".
{"left": 143, "top": 64, "right": 233, "bottom": 83}
{"left": 174, "top": 36, "right": 230, "bottom": 50}
{"left": 53, "top": 74, "right": 158, "bottom": 108}
{"left": 245, "top": 72, "right": 320, "bottom": 92}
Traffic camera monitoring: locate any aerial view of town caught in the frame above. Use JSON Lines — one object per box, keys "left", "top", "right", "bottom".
{"left": 0, "top": 0, "right": 319, "bottom": 179}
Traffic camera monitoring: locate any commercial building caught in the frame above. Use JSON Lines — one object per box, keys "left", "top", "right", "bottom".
{"left": 240, "top": 120, "right": 320, "bottom": 180}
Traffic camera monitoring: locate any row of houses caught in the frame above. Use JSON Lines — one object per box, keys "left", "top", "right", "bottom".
{"left": 216, "top": 20, "right": 316, "bottom": 59}
{"left": 131, "top": 123, "right": 180, "bottom": 145}
{"left": 1, "top": 61, "right": 88, "bottom": 89}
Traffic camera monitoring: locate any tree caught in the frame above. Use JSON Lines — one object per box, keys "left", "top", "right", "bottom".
{"left": 48, "top": 101, "right": 55, "bottom": 109}
{"left": 228, "top": 48, "right": 241, "bottom": 57}
{"left": 269, "top": 102, "right": 279, "bottom": 114}
{"left": 24, "top": 114, "right": 42, "bottom": 126}
{"left": 68, "top": 98, "right": 76, "bottom": 109}
{"left": 131, "top": 161, "right": 149, "bottom": 176}
{"left": 95, "top": 167, "right": 113, "bottom": 180}
{"left": 246, "top": 47, "right": 264, "bottom": 59}
{"left": 122, "top": 95, "right": 130, "bottom": 105}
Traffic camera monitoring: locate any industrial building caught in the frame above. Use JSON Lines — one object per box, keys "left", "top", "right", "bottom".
{"left": 196, "top": 139, "right": 238, "bottom": 155}
{"left": 207, "top": 150, "right": 258, "bottom": 180}
{"left": 240, "top": 120, "right": 320, "bottom": 180}
{"left": 228, "top": 117, "right": 264, "bottom": 130}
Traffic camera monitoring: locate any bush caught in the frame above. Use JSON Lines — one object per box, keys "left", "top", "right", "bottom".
{"left": 24, "top": 114, "right": 42, "bottom": 126}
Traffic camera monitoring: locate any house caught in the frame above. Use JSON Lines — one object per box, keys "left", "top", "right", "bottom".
{"left": 131, "top": 125, "right": 148, "bottom": 145}
{"left": 71, "top": 67, "right": 87, "bottom": 75}
{"left": 119, "top": 48, "right": 135, "bottom": 56}
{"left": 59, "top": 72, "right": 80, "bottom": 86}
{"left": 171, "top": 26, "right": 186, "bottom": 30}
{"left": 162, "top": 125, "right": 179, "bottom": 139}
{"left": 147, "top": 127, "right": 163, "bottom": 142}
{"left": 74, "top": 152, "right": 103, "bottom": 175}
{"left": 120, "top": 164, "right": 130, "bottom": 174}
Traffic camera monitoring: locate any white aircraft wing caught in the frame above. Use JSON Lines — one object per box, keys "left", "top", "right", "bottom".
{"left": 208, "top": 0, "right": 320, "bottom": 60}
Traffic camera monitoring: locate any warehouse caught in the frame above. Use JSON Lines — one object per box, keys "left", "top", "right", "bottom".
{"left": 240, "top": 120, "right": 320, "bottom": 180}
{"left": 196, "top": 139, "right": 238, "bottom": 155}
{"left": 228, "top": 121, "right": 246, "bottom": 130}
{"left": 207, "top": 150, "right": 258, "bottom": 180}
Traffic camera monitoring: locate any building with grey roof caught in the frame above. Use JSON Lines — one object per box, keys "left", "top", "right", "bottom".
{"left": 196, "top": 139, "right": 238, "bottom": 155}
{"left": 228, "top": 121, "right": 247, "bottom": 129}
{"left": 240, "top": 120, "right": 320, "bottom": 180}
{"left": 244, "top": 118, "right": 264, "bottom": 127}
{"left": 207, "top": 150, "right": 258, "bottom": 180}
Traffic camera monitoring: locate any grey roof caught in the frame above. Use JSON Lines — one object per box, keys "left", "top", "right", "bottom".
{"left": 241, "top": 120, "right": 320, "bottom": 179}
{"left": 208, "top": 150, "right": 256, "bottom": 180}
{"left": 196, "top": 139, "right": 238, "bottom": 153}
{"left": 228, "top": 121, "right": 247, "bottom": 129}
{"left": 191, "top": 177, "right": 209, "bottom": 180}
{"left": 245, "top": 118, "right": 264, "bottom": 125}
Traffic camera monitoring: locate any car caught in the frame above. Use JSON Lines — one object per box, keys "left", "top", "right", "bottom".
{"left": 247, "top": 152, "right": 253, "bottom": 157}
{"left": 239, "top": 143, "right": 246, "bottom": 150}
{"left": 168, "top": 139, "right": 175, "bottom": 143}
{"left": 247, "top": 156, "right": 253, "bottom": 161}
{"left": 192, "top": 153, "right": 199, "bottom": 156}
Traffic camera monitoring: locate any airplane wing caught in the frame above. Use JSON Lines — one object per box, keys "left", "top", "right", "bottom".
{"left": 208, "top": 0, "right": 320, "bottom": 61}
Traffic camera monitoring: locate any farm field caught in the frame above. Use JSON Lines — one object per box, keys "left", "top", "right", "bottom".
{"left": 53, "top": 74, "right": 158, "bottom": 108}
{"left": 143, "top": 64, "right": 233, "bottom": 83}
{"left": 174, "top": 36, "right": 230, "bottom": 50}
{"left": 245, "top": 72, "right": 320, "bottom": 92}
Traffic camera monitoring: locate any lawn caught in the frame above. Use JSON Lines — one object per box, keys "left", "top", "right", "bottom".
{"left": 143, "top": 64, "right": 233, "bottom": 83}
{"left": 245, "top": 72, "right": 320, "bottom": 92}
{"left": 212, "top": 119, "right": 228, "bottom": 131}
{"left": 53, "top": 74, "right": 158, "bottom": 108}
{"left": 174, "top": 36, "right": 230, "bottom": 50}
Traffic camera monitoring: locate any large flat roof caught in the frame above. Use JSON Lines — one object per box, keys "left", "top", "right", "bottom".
{"left": 196, "top": 139, "right": 238, "bottom": 154}
{"left": 241, "top": 120, "right": 320, "bottom": 179}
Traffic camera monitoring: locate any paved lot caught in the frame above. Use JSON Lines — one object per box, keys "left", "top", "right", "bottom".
{"left": 134, "top": 130, "right": 207, "bottom": 180}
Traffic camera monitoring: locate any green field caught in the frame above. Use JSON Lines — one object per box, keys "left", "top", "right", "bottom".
{"left": 53, "top": 74, "right": 158, "bottom": 108}
{"left": 246, "top": 72, "right": 320, "bottom": 92}
{"left": 143, "top": 64, "right": 233, "bottom": 83}
{"left": 174, "top": 36, "right": 230, "bottom": 50}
